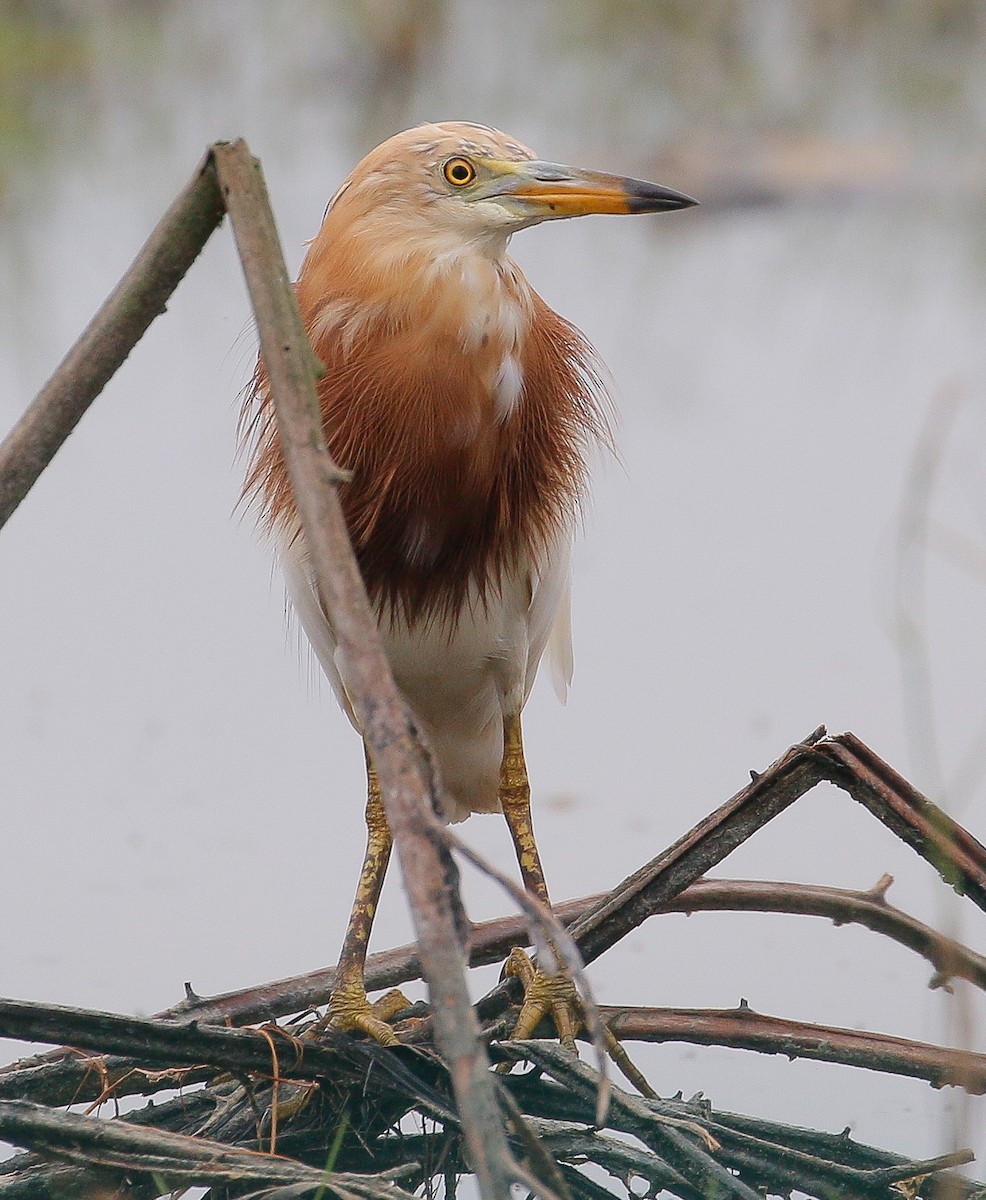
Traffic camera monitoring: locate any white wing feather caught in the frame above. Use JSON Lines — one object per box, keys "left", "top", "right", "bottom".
{"left": 524, "top": 529, "right": 574, "bottom": 704}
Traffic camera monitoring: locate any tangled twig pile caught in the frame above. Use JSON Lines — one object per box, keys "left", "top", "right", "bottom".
{"left": 1, "top": 727, "right": 985, "bottom": 1198}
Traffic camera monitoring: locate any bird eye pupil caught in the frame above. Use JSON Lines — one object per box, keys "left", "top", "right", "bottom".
{"left": 444, "top": 158, "right": 475, "bottom": 185}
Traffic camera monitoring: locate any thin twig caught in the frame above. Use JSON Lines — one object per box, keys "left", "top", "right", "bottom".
{"left": 493, "top": 1076, "right": 574, "bottom": 1200}
{"left": 446, "top": 830, "right": 611, "bottom": 1124}
{"left": 0, "top": 1099, "right": 416, "bottom": 1199}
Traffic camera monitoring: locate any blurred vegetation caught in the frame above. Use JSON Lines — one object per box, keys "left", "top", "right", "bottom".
{"left": 0, "top": 0, "right": 165, "bottom": 210}
{"left": 2, "top": 0, "right": 986, "bottom": 205}
{"left": 0, "top": 1, "right": 87, "bottom": 197}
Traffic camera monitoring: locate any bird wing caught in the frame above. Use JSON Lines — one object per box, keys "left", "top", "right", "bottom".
{"left": 524, "top": 530, "right": 574, "bottom": 705}
{"left": 278, "top": 534, "right": 359, "bottom": 727}
{"left": 546, "top": 573, "right": 574, "bottom": 703}
{"left": 281, "top": 522, "right": 574, "bottom": 726}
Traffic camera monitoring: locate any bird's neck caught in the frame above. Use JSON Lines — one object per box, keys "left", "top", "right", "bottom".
{"left": 307, "top": 222, "right": 527, "bottom": 348}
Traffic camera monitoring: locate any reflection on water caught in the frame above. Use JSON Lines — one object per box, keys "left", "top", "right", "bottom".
{"left": 3, "top": 0, "right": 986, "bottom": 1175}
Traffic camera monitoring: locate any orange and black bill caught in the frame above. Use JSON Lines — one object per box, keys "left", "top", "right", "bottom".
{"left": 506, "top": 160, "right": 697, "bottom": 217}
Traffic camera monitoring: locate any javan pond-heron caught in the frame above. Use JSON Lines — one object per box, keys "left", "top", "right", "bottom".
{"left": 244, "top": 121, "right": 695, "bottom": 1046}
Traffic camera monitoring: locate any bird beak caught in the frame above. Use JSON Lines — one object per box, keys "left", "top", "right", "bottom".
{"left": 489, "top": 159, "right": 697, "bottom": 219}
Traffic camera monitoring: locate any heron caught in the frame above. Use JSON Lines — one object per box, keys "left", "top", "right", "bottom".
{"left": 244, "top": 121, "right": 695, "bottom": 1048}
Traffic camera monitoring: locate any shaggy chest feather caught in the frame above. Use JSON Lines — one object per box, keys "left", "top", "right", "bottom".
{"left": 246, "top": 244, "right": 607, "bottom": 624}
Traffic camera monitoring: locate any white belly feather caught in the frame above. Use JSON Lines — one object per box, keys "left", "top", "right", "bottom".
{"left": 279, "top": 532, "right": 573, "bottom": 823}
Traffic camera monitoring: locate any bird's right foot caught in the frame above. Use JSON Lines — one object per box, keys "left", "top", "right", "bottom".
{"left": 310, "top": 984, "right": 411, "bottom": 1046}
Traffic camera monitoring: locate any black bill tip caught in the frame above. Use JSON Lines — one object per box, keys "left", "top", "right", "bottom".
{"left": 625, "top": 180, "right": 699, "bottom": 213}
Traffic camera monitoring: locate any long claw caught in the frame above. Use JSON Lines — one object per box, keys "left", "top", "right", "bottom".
{"left": 602, "top": 1023, "right": 658, "bottom": 1099}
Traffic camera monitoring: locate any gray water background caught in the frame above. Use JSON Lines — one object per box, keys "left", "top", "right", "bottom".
{"left": 3, "top": 0, "right": 986, "bottom": 1175}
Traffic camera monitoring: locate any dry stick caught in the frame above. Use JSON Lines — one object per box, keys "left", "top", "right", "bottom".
{"left": 478, "top": 725, "right": 831, "bottom": 1023}
{"left": 562, "top": 728, "right": 833, "bottom": 969}
{"left": 0, "top": 1099, "right": 416, "bottom": 1199}
{"left": 445, "top": 829, "right": 612, "bottom": 1123}
{"left": 8, "top": 983, "right": 982, "bottom": 1125}
{"left": 162, "top": 901, "right": 579, "bottom": 1026}
{"left": 817, "top": 732, "right": 986, "bottom": 906}
{"left": 209, "top": 139, "right": 519, "bottom": 1200}
{"left": 0, "top": 996, "right": 457, "bottom": 1125}
{"left": 498, "top": 1043, "right": 763, "bottom": 1200}
{"left": 498, "top": 1041, "right": 978, "bottom": 1199}
{"left": 0, "top": 153, "right": 226, "bottom": 531}
{"left": 8, "top": 866, "right": 985, "bottom": 1110}
{"left": 597, "top": 1003, "right": 986, "bottom": 1093}
{"left": 158, "top": 870, "right": 986, "bottom": 1030}
{"left": 6, "top": 862, "right": 980, "bottom": 1105}
{"left": 2, "top": 1000, "right": 981, "bottom": 1199}
{"left": 8, "top": 747, "right": 986, "bottom": 1108}
{"left": 527, "top": 1121, "right": 695, "bottom": 1198}
{"left": 5, "top": 985, "right": 983, "bottom": 1114}
{"left": 481, "top": 726, "right": 986, "bottom": 1025}
{"left": 0, "top": 1055, "right": 213, "bottom": 1109}
{"left": 671, "top": 874, "right": 986, "bottom": 992}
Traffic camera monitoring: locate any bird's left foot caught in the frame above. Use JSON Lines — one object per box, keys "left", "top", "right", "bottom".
{"left": 501, "top": 946, "right": 581, "bottom": 1053}
{"left": 499, "top": 946, "right": 657, "bottom": 1098}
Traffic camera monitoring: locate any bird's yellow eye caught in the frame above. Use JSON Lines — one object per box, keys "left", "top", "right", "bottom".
{"left": 442, "top": 157, "right": 476, "bottom": 187}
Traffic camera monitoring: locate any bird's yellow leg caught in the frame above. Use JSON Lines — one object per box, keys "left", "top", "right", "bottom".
{"left": 498, "top": 718, "right": 657, "bottom": 1094}
{"left": 320, "top": 755, "right": 410, "bottom": 1045}
{"left": 499, "top": 714, "right": 580, "bottom": 1054}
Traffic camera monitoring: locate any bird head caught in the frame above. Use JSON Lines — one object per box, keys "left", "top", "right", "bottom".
{"left": 322, "top": 121, "right": 696, "bottom": 257}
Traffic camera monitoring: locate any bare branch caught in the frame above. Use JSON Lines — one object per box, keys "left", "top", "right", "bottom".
{"left": 211, "top": 139, "right": 518, "bottom": 1200}
{"left": 597, "top": 1002, "right": 986, "bottom": 1093}
{"left": 476, "top": 727, "right": 986, "bottom": 1027}
{"left": 0, "top": 153, "right": 225, "bottom": 530}
{"left": 671, "top": 875, "right": 986, "bottom": 992}
{"left": 554, "top": 727, "right": 834, "bottom": 971}
{"left": 815, "top": 732, "right": 986, "bottom": 905}
{"left": 446, "top": 829, "right": 611, "bottom": 1123}
{"left": 159, "top": 870, "right": 986, "bottom": 1031}
{"left": 497, "top": 1041, "right": 979, "bottom": 1199}
{"left": 0, "top": 996, "right": 457, "bottom": 1125}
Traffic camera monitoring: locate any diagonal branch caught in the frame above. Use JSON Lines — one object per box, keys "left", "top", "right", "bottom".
{"left": 156, "top": 870, "right": 986, "bottom": 1031}
{"left": 211, "top": 138, "right": 520, "bottom": 1200}
{"left": 815, "top": 732, "right": 986, "bottom": 904}
{"left": 0, "top": 153, "right": 225, "bottom": 530}
{"left": 479, "top": 727, "right": 986, "bottom": 1024}
{"left": 496, "top": 1041, "right": 979, "bottom": 1200}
